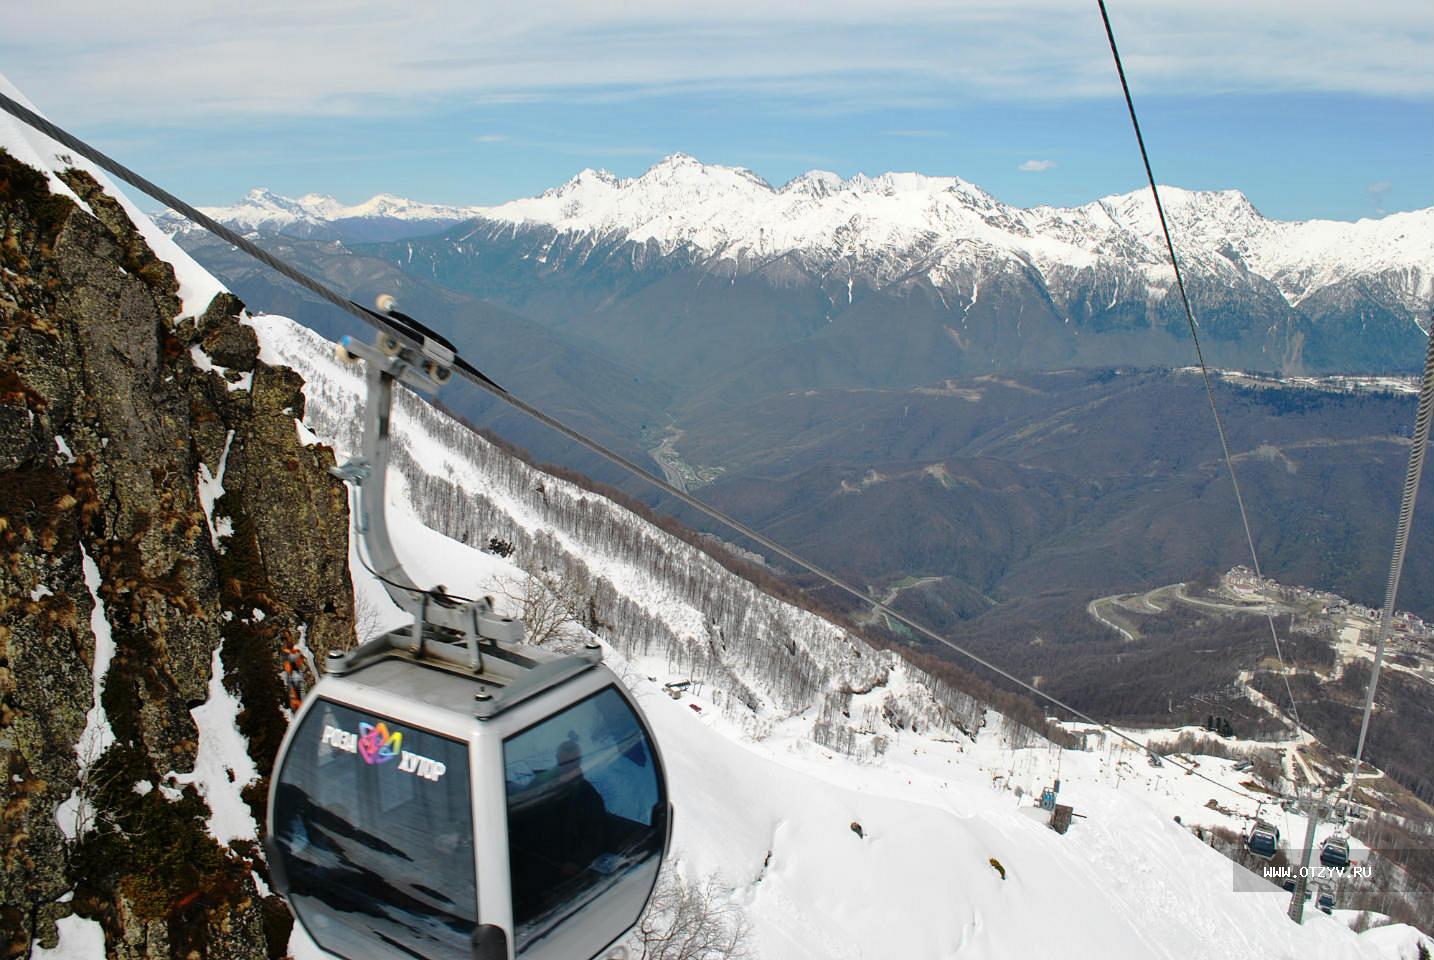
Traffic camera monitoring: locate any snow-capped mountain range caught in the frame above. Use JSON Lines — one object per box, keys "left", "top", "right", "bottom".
{"left": 485, "top": 153, "right": 1432, "bottom": 313}
{"left": 166, "top": 153, "right": 1432, "bottom": 317}
{"left": 166, "top": 154, "right": 1432, "bottom": 377}
{"left": 156, "top": 188, "right": 485, "bottom": 242}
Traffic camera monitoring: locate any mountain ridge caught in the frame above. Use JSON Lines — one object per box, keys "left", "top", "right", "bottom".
{"left": 162, "top": 153, "right": 1432, "bottom": 318}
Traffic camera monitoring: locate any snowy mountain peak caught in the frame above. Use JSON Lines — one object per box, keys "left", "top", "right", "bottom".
{"left": 474, "top": 156, "right": 1430, "bottom": 311}
{"left": 780, "top": 170, "right": 845, "bottom": 198}
{"left": 636, "top": 152, "right": 774, "bottom": 191}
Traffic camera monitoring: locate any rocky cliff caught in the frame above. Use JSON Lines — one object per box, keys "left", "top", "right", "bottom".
{"left": 0, "top": 149, "right": 352, "bottom": 958}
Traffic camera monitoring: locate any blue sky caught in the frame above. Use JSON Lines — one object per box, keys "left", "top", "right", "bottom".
{"left": 1, "top": 1, "right": 1429, "bottom": 221}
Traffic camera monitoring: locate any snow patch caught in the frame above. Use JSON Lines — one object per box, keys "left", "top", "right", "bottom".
{"left": 75, "top": 543, "right": 115, "bottom": 764}
{"left": 190, "top": 344, "right": 252, "bottom": 392}
{"left": 197, "top": 430, "right": 236, "bottom": 552}
{"left": 53, "top": 435, "right": 74, "bottom": 464}
{"left": 168, "top": 643, "right": 260, "bottom": 845}
{"left": 295, "top": 418, "right": 323, "bottom": 447}
{"left": 29, "top": 914, "right": 106, "bottom": 960}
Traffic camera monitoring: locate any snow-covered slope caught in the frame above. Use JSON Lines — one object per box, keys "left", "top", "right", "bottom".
{"left": 252, "top": 312, "right": 1430, "bottom": 960}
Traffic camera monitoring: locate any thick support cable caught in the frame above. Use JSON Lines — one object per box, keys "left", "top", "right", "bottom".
{"left": 1096, "top": 0, "right": 1304, "bottom": 739}
{"left": 1345, "top": 325, "right": 1434, "bottom": 801}
{"left": 0, "top": 88, "right": 1262, "bottom": 803}
{"left": 0, "top": 91, "right": 470, "bottom": 368}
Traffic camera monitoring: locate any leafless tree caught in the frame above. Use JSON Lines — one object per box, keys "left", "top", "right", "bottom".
{"left": 491, "top": 569, "right": 588, "bottom": 649}
{"left": 348, "top": 590, "right": 387, "bottom": 651}
{"left": 629, "top": 871, "right": 750, "bottom": 960}
{"left": 62, "top": 735, "right": 120, "bottom": 846}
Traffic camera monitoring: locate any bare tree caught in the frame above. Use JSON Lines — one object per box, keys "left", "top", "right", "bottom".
{"left": 629, "top": 871, "right": 750, "bottom": 960}
{"left": 61, "top": 735, "right": 120, "bottom": 845}
{"left": 491, "top": 569, "right": 588, "bottom": 649}
{"left": 341, "top": 589, "right": 388, "bottom": 652}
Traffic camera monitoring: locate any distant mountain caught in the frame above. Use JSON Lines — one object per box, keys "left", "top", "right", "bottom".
{"left": 420, "top": 155, "right": 1431, "bottom": 381}
{"left": 155, "top": 187, "right": 485, "bottom": 242}
{"left": 170, "top": 155, "right": 1433, "bottom": 380}
{"left": 482, "top": 153, "right": 1429, "bottom": 320}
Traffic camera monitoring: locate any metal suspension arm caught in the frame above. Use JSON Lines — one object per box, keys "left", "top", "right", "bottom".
{"left": 333, "top": 328, "right": 451, "bottom": 608}
{"left": 332, "top": 324, "right": 523, "bottom": 670}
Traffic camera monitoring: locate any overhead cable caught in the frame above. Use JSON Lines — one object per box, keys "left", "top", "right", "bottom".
{"left": 0, "top": 88, "right": 1261, "bottom": 803}
{"left": 1096, "top": 0, "right": 1306, "bottom": 739}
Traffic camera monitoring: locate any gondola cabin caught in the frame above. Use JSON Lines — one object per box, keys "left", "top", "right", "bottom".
{"left": 1247, "top": 820, "right": 1279, "bottom": 860}
{"left": 266, "top": 635, "right": 671, "bottom": 960}
{"left": 1320, "top": 835, "right": 1351, "bottom": 870}
{"left": 1317, "top": 887, "right": 1336, "bottom": 914}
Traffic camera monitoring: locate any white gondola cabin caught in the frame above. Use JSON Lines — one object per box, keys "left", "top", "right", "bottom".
{"left": 266, "top": 636, "right": 669, "bottom": 960}
{"left": 1247, "top": 820, "right": 1279, "bottom": 861}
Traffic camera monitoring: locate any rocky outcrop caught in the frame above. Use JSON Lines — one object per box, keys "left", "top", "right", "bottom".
{"left": 1, "top": 150, "right": 352, "bottom": 958}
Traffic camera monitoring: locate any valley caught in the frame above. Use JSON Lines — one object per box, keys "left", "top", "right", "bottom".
{"left": 160, "top": 167, "right": 1434, "bottom": 886}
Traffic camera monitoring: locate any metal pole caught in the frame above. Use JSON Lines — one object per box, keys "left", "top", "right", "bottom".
{"left": 1288, "top": 797, "right": 1322, "bottom": 923}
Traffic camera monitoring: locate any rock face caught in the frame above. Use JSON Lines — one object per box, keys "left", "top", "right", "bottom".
{"left": 0, "top": 150, "right": 353, "bottom": 958}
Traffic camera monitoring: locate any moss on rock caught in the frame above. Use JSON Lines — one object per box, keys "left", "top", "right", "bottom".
{"left": 1, "top": 150, "right": 353, "bottom": 959}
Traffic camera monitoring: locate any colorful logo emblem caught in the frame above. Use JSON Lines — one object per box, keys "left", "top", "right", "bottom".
{"left": 357, "top": 721, "right": 403, "bottom": 765}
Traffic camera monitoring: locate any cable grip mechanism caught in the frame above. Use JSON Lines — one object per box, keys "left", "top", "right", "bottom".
{"left": 328, "top": 298, "right": 523, "bottom": 673}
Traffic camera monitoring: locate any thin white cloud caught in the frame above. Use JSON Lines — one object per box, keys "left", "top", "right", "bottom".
{"left": 1, "top": 1, "right": 1429, "bottom": 126}
{"left": 474, "top": 133, "right": 509, "bottom": 143}
{"left": 1367, "top": 179, "right": 1393, "bottom": 214}
{"left": 1019, "top": 159, "right": 1056, "bottom": 172}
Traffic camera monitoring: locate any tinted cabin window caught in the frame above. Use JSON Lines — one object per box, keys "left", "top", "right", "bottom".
{"left": 505, "top": 686, "right": 664, "bottom": 953}
{"left": 272, "top": 700, "right": 476, "bottom": 960}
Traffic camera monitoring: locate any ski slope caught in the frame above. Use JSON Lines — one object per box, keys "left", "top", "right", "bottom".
{"left": 251, "top": 312, "right": 1431, "bottom": 960}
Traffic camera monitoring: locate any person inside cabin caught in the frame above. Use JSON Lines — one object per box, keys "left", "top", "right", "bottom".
{"left": 551, "top": 735, "right": 608, "bottom": 877}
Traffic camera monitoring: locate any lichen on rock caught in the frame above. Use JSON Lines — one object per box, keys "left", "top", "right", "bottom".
{"left": 1, "top": 148, "right": 354, "bottom": 959}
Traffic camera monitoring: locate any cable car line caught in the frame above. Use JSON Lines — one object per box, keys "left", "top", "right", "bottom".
{"left": 1096, "top": 0, "right": 1305, "bottom": 739}
{"left": 1102, "top": 1, "right": 1432, "bottom": 904}
{"left": 0, "top": 91, "right": 1262, "bottom": 803}
{"left": 1344, "top": 328, "right": 1434, "bottom": 801}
